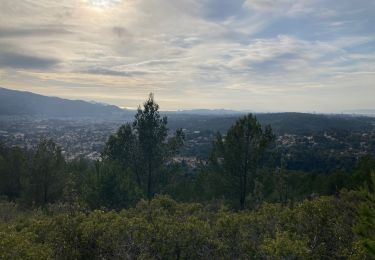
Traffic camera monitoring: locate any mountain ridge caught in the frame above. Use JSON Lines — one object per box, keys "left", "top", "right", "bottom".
{"left": 1, "top": 87, "right": 375, "bottom": 118}
{"left": 0, "top": 87, "right": 132, "bottom": 118}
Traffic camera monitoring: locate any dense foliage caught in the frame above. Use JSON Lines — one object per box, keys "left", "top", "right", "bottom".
{"left": 102, "top": 94, "right": 184, "bottom": 201}
{"left": 0, "top": 192, "right": 369, "bottom": 259}
{"left": 211, "top": 114, "right": 274, "bottom": 209}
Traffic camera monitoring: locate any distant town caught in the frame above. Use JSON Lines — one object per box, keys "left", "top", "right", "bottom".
{"left": 1, "top": 115, "right": 374, "bottom": 171}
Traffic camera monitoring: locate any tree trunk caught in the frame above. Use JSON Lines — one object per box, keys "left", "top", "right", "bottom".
{"left": 43, "top": 169, "right": 48, "bottom": 206}
{"left": 147, "top": 160, "right": 152, "bottom": 201}
{"left": 240, "top": 125, "right": 251, "bottom": 210}
{"left": 242, "top": 172, "right": 247, "bottom": 210}
{"left": 43, "top": 181, "right": 48, "bottom": 206}
{"left": 134, "top": 167, "right": 142, "bottom": 189}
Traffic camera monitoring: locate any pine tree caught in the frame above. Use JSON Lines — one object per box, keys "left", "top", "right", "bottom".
{"left": 212, "top": 114, "right": 274, "bottom": 210}
{"left": 22, "top": 139, "right": 66, "bottom": 206}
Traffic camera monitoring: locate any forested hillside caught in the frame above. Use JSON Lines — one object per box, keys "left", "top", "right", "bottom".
{"left": 167, "top": 112, "right": 375, "bottom": 135}
{"left": 1, "top": 95, "right": 374, "bottom": 259}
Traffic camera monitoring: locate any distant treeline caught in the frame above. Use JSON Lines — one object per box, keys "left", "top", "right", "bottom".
{"left": 167, "top": 112, "right": 375, "bottom": 135}
{"left": 1, "top": 137, "right": 373, "bottom": 210}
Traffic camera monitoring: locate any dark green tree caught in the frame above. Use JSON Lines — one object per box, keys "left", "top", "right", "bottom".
{"left": 212, "top": 114, "right": 274, "bottom": 210}
{"left": 352, "top": 155, "right": 375, "bottom": 190}
{"left": 355, "top": 172, "right": 375, "bottom": 257}
{"left": 22, "top": 139, "right": 66, "bottom": 206}
{"left": 103, "top": 93, "right": 184, "bottom": 201}
{"left": 102, "top": 123, "right": 143, "bottom": 186}
{"left": 133, "top": 93, "right": 168, "bottom": 200}
{"left": 82, "top": 161, "right": 143, "bottom": 210}
{"left": 0, "top": 144, "right": 27, "bottom": 199}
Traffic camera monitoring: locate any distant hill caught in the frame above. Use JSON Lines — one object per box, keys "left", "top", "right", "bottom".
{"left": 0, "top": 87, "right": 132, "bottom": 118}
{"left": 343, "top": 109, "right": 375, "bottom": 116}
{"left": 1, "top": 87, "right": 374, "bottom": 134}
{"left": 165, "top": 109, "right": 245, "bottom": 116}
{"left": 256, "top": 112, "right": 375, "bottom": 134}
{"left": 167, "top": 112, "right": 375, "bottom": 134}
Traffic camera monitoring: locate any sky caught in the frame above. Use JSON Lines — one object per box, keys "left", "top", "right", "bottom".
{"left": 0, "top": 0, "right": 374, "bottom": 112}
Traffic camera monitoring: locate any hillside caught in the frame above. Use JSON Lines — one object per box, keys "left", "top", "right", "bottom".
{"left": 167, "top": 113, "right": 375, "bottom": 135}
{"left": 0, "top": 87, "right": 131, "bottom": 118}
{"left": 1, "top": 87, "right": 374, "bottom": 134}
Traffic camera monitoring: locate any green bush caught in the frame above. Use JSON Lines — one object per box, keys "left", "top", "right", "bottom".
{"left": 0, "top": 193, "right": 369, "bottom": 259}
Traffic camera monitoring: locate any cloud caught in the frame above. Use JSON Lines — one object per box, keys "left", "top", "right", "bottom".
{"left": 0, "top": 0, "right": 374, "bottom": 111}
{"left": 82, "top": 67, "right": 148, "bottom": 77}
{"left": 0, "top": 52, "right": 60, "bottom": 69}
{"left": 203, "top": 0, "right": 246, "bottom": 21}
{"left": 242, "top": 0, "right": 314, "bottom": 15}
{"left": 0, "top": 27, "right": 72, "bottom": 38}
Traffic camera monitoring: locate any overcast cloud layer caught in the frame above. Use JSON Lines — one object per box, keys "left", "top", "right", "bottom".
{"left": 0, "top": 0, "right": 374, "bottom": 111}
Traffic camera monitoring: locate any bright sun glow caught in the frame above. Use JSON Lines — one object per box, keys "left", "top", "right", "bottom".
{"left": 87, "top": 0, "right": 121, "bottom": 8}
